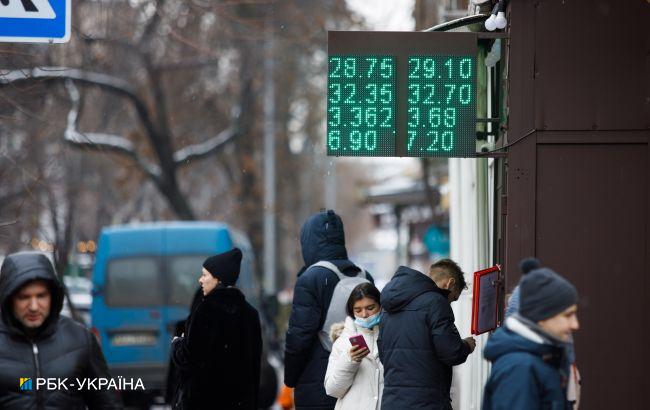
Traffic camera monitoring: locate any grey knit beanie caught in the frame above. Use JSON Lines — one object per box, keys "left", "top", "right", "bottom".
{"left": 519, "top": 268, "right": 578, "bottom": 322}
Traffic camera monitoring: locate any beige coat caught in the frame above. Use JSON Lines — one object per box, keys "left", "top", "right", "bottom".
{"left": 324, "top": 316, "right": 384, "bottom": 410}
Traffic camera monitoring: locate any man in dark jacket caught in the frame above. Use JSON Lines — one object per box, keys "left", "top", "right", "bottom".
{"left": 172, "top": 248, "right": 262, "bottom": 410}
{"left": 0, "top": 252, "right": 122, "bottom": 410}
{"left": 284, "top": 210, "right": 371, "bottom": 410}
{"left": 483, "top": 268, "right": 579, "bottom": 410}
{"left": 378, "top": 259, "right": 475, "bottom": 410}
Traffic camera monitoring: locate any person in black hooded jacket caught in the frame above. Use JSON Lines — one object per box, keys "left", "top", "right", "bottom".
{"left": 171, "top": 248, "right": 262, "bottom": 410}
{"left": 378, "top": 260, "right": 475, "bottom": 410}
{"left": 0, "top": 251, "right": 122, "bottom": 410}
{"left": 284, "top": 210, "right": 372, "bottom": 410}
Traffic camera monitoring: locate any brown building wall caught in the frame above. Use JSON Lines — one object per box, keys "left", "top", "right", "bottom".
{"left": 504, "top": 1, "right": 650, "bottom": 407}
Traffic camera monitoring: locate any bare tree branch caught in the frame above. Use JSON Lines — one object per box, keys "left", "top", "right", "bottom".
{"left": 173, "top": 76, "right": 253, "bottom": 166}
{"left": 145, "top": 63, "right": 172, "bottom": 139}
{"left": 83, "top": 37, "right": 219, "bottom": 71}
{"left": 153, "top": 58, "right": 220, "bottom": 72}
{"left": 64, "top": 131, "right": 163, "bottom": 180}
{"left": 81, "top": 36, "right": 142, "bottom": 56}
{"left": 174, "top": 125, "right": 239, "bottom": 165}
{"left": 0, "top": 67, "right": 159, "bottom": 139}
{"left": 0, "top": 62, "right": 253, "bottom": 220}
{"left": 63, "top": 80, "right": 162, "bottom": 181}
{"left": 0, "top": 220, "right": 18, "bottom": 228}
{"left": 61, "top": 80, "right": 195, "bottom": 219}
{"left": 140, "top": 0, "right": 166, "bottom": 48}
{"left": 0, "top": 187, "right": 31, "bottom": 211}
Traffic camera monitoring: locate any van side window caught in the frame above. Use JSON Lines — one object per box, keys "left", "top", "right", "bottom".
{"left": 106, "top": 257, "right": 163, "bottom": 306}
{"left": 168, "top": 255, "right": 208, "bottom": 306}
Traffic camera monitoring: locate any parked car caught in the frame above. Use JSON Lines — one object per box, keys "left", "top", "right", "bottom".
{"left": 61, "top": 276, "right": 93, "bottom": 326}
{"left": 90, "top": 221, "right": 278, "bottom": 407}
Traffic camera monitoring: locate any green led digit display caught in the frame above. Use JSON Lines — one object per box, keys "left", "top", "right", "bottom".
{"left": 327, "top": 31, "right": 479, "bottom": 157}
{"left": 327, "top": 55, "right": 396, "bottom": 156}
{"left": 406, "top": 55, "right": 476, "bottom": 157}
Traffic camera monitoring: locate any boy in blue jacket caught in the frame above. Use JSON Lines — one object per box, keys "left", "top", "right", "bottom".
{"left": 483, "top": 268, "right": 579, "bottom": 410}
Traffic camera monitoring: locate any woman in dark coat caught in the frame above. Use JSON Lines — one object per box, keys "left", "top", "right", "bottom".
{"left": 171, "top": 248, "right": 262, "bottom": 410}
{"left": 166, "top": 288, "right": 203, "bottom": 406}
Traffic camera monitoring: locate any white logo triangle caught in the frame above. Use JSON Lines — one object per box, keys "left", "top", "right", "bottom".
{"left": 0, "top": 0, "right": 56, "bottom": 19}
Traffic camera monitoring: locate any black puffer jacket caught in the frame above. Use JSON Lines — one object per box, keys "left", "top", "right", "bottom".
{"left": 0, "top": 252, "right": 122, "bottom": 410}
{"left": 378, "top": 266, "right": 470, "bottom": 410}
{"left": 284, "top": 210, "right": 372, "bottom": 410}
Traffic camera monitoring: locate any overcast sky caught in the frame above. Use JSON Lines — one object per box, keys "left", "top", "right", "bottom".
{"left": 346, "top": 0, "right": 415, "bottom": 31}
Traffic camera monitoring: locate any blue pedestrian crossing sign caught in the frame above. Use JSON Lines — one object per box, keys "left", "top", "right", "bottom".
{"left": 0, "top": 0, "right": 70, "bottom": 43}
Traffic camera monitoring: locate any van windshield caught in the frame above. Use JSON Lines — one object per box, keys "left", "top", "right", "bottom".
{"left": 106, "top": 257, "right": 163, "bottom": 306}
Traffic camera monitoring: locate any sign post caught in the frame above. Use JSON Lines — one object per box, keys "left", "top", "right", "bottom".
{"left": 0, "top": 0, "right": 71, "bottom": 43}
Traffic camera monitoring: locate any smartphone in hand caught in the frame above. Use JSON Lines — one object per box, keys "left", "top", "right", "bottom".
{"left": 349, "top": 334, "right": 369, "bottom": 350}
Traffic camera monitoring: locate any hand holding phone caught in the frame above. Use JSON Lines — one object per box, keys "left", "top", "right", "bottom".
{"left": 349, "top": 334, "right": 368, "bottom": 350}
{"left": 348, "top": 335, "right": 369, "bottom": 362}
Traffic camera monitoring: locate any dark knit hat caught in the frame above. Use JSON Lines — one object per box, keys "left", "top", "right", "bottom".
{"left": 520, "top": 268, "right": 578, "bottom": 322}
{"left": 202, "top": 248, "right": 242, "bottom": 286}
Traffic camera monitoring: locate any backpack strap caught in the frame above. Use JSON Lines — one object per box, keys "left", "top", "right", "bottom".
{"left": 309, "top": 261, "right": 366, "bottom": 280}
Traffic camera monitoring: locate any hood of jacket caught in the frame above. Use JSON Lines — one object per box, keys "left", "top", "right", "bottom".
{"left": 329, "top": 321, "right": 346, "bottom": 343}
{"left": 300, "top": 210, "right": 348, "bottom": 268}
{"left": 484, "top": 316, "right": 565, "bottom": 368}
{"left": 0, "top": 252, "right": 65, "bottom": 338}
{"left": 381, "top": 266, "right": 449, "bottom": 313}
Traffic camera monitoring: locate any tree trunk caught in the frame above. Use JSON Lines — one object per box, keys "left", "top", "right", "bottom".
{"left": 157, "top": 173, "right": 196, "bottom": 220}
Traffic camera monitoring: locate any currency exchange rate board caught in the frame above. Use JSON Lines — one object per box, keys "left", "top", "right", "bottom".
{"left": 327, "top": 56, "right": 396, "bottom": 156}
{"left": 327, "top": 31, "right": 477, "bottom": 158}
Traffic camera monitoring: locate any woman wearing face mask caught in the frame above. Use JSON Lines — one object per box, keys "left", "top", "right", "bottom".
{"left": 324, "top": 283, "right": 384, "bottom": 410}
